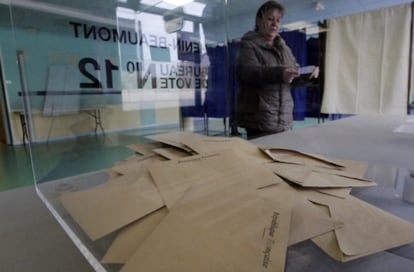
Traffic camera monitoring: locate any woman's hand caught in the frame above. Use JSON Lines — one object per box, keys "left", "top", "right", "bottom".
{"left": 283, "top": 67, "right": 300, "bottom": 83}
{"left": 309, "top": 66, "right": 320, "bottom": 79}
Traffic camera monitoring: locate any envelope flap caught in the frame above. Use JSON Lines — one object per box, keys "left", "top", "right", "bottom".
{"left": 330, "top": 195, "right": 414, "bottom": 256}
{"left": 102, "top": 207, "right": 168, "bottom": 264}
{"left": 304, "top": 171, "right": 376, "bottom": 188}
{"left": 181, "top": 137, "right": 271, "bottom": 163}
{"left": 259, "top": 147, "right": 345, "bottom": 168}
{"left": 146, "top": 131, "right": 206, "bottom": 153}
{"left": 152, "top": 146, "right": 191, "bottom": 160}
{"left": 120, "top": 186, "right": 293, "bottom": 272}
{"left": 288, "top": 195, "right": 336, "bottom": 246}
{"left": 149, "top": 150, "right": 282, "bottom": 209}
{"left": 149, "top": 156, "right": 218, "bottom": 209}
{"left": 127, "top": 142, "right": 164, "bottom": 155}
{"left": 308, "top": 192, "right": 414, "bottom": 258}
{"left": 315, "top": 188, "right": 353, "bottom": 199}
{"left": 111, "top": 155, "right": 162, "bottom": 175}
{"left": 60, "top": 181, "right": 164, "bottom": 240}
{"left": 268, "top": 162, "right": 312, "bottom": 183}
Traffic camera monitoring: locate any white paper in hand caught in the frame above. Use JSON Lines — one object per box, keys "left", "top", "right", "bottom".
{"left": 299, "top": 65, "right": 316, "bottom": 75}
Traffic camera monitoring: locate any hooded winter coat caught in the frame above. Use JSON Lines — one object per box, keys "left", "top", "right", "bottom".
{"left": 236, "top": 31, "right": 298, "bottom": 133}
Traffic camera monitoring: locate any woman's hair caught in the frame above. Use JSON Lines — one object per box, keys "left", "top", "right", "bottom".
{"left": 254, "top": 1, "right": 285, "bottom": 31}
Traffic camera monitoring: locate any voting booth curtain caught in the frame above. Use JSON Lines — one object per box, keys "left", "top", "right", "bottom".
{"left": 181, "top": 32, "right": 318, "bottom": 122}
{"left": 179, "top": 31, "right": 205, "bottom": 118}
{"left": 204, "top": 45, "right": 228, "bottom": 118}
{"left": 411, "top": 8, "right": 414, "bottom": 112}
{"left": 280, "top": 30, "right": 308, "bottom": 121}
{"left": 321, "top": 3, "right": 412, "bottom": 115}
{"left": 181, "top": 43, "right": 240, "bottom": 122}
{"left": 180, "top": 45, "right": 228, "bottom": 119}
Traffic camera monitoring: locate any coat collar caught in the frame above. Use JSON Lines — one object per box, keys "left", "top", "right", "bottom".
{"left": 241, "top": 31, "right": 285, "bottom": 50}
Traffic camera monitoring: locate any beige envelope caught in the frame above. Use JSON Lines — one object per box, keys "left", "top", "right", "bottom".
{"left": 101, "top": 155, "right": 164, "bottom": 189}
{"left": 315, "top": 187, "right": 353, "bottom": 199}
{"left": 148, "top": 155, "right": 215, "bottom": 209}
{"left": 149, "top": 149, "right": 283, "bottom": 209}
{"left": 96, "top": 173, "right": 142, "bottom": 189}
{"left": 309, "top": 192, "right": 414, "bottom": 261}
{"left": 316, "top": 158, "right": 369, "bottom": 179}
{"left": 259, "top": 147, "right": 345, "bottom": 169}
{"left": 269, "top": 182, "right": 337, "bottom": 246}
{"left": 126, "top": 142, "right": 164, "bottom": 155}
{"left": 101, "top": 207, "right": 169, "bottom": 264}
{"left": 264, "top": 161, "right": 367, "bottom": 180}
{"left": 60, "top": 172, "right": 164, "bottom": 241}
{"left": 181, "top": 136, "right": 271, "bottom": 163}
{"left": 115, "top": 153, "right": 152, "bottom": 163}
{"left": 152, "top": 146, "right": 192, "bottom": 160}
{"left": 146, "top": 131, "right": 206, "bottom": 153}
{"left": 120, "top": 180, "right": 293, "bottom": 272}
{"left": 268, "top": 163, "right": 376, "bottom": 188}
{"left": 110, "top": 154, "right": 163, "bottom": 176}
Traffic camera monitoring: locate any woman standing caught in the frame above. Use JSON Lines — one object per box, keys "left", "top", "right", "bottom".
{"left": 236, "top": 0, "right": 318, "bottom": 139}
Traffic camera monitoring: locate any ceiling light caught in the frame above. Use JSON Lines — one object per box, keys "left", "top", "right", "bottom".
{"left": 163, "top": 0, "right": 193, "bottom": 7}
{"left": 184, "top": 2, "right": 206, "bottom": 17}
{"left": 315, "top": 2, "right": 325, "bottom": 11}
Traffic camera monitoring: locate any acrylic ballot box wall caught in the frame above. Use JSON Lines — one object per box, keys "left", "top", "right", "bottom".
{"left": 2, "top": 0, "right": 414, "bottom": 271}
{"left": 4, "top": 1, "right": 230, "bottom": 270}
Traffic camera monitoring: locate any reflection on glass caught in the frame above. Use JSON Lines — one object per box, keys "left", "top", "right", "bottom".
{"left": 1, "top": 1, "right": 414, "bottom": 272}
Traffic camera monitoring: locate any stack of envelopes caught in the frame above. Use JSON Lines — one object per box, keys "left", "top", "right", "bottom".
{"left": 59, "top": 131, "right": 414, "bottom": 271}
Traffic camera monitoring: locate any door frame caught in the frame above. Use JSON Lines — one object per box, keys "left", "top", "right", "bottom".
{"left": 0, "top": 49, "right": 14, "bottom": 145}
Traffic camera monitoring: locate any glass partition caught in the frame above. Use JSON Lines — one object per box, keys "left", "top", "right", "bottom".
{"left": 6, "top": 0, "right": 229, "bottom": 271}
{"left": 2, "top": 0, "right": 414, "bottom": 271}
{"left": 5, "top": 0, "right": 231, "bottom": 180}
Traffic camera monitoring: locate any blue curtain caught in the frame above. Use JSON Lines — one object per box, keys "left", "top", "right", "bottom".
{"left": 306, "top": 36, "right": 323, "bottom": 118}
{"left": 280, "top": 30, "right": 307, "bottom": 121}
{"left": 228, "top": 42, "right": 240, "bottom": 134}
{"left": 179, "top": 31, "right": 204, "bottom": 117}
{"left": 204, "top": 45, "right": 228, "bottom": 118}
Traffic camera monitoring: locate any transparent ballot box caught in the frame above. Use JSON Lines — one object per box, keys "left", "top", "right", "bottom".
{"left": 35, "top": 115, "right": 414, "bottom": 272}
{"left": 2, "top": 0, "right": 414, "bottom": 271}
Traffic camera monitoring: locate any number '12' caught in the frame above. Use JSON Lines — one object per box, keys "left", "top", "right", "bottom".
{"left": 78, "top": 58, "right": 119, "bottom": 89}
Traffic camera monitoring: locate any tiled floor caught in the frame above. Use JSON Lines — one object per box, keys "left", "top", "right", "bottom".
{"left": 0, "top": 118, "right": 321, "bottom": 192}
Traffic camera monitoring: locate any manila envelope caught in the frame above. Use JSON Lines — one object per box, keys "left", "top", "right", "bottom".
{"left": 288, "top": 194, "right": 337, "bottom": 246}
{"left": 313, "top": 158, "right": 369, "bottom": 179}
{"left": 152, "top": 146, "right": 192, "bottom": 160}
{"left": 268, "top": 182, "right": 337, "bottom": 246}
{"left": 309, "top": 192, "right": 414, "bottom": 261}
{"left": 114, "top": 153, "right": 151, "bottom": 163}
{"left": 146, "top": 131, "right": 206, "bottom": 153}
{"left": 259, "top": 147, "right": 345, "bottom": 169}
{"left": 102, "top": 207, "right": 169, "bottom": 264}
{"left": 126, "top": 141, "right": 164, "bottom": 155}
{"left": 110, "top": 154, "right": 163, "bottom": 176}
{"left": 102, "top": 153, "right": 162, "bottom": 189}
{"left": 261, "top": 147, "right": 370, "bottom": 179}
{"left": 180, "top": 136, "right": 272, "bottom": 163}
{"left": 315, "top": 187, "right": 353, "bottom": 199}
{"left": 268, "top": 163, "right": 376, "bottom": 188}
{"left": 121, "top": 177, "right": 293, "bottom": 272}
{"left": 149, "top": 149, "right": 283, "bottom": 209}
{"left": 60, "top": 172, "right": 164, "bottom": 241}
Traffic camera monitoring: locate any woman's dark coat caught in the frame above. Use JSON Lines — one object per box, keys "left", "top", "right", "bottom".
{"left": 236, "top": 31, "right": 298, "bottom": 133}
